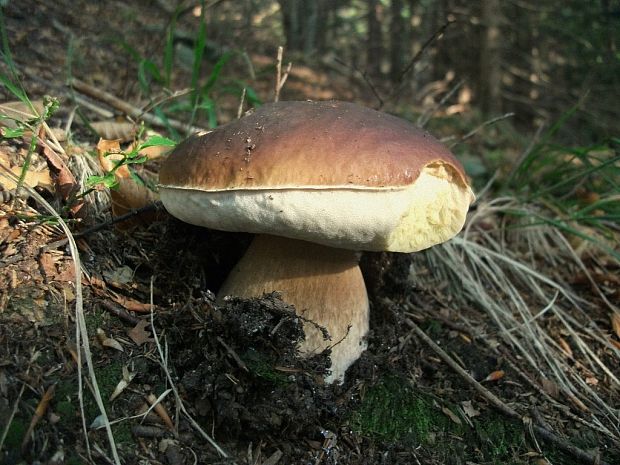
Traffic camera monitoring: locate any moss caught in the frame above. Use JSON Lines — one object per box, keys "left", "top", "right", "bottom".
{"left": 84, "top": 307, "right": 107, "bottom": 334}
{"left": 65, "top": 455, "right": 86, "bottom": 465}
{"left": 243, "top": 349, "right": 289, "bottom": 385}
{"left": 472, "top": 415, "right": 524, "bottom": 464}
{"left": 350, "top": 376, "right": 452, "bottom": 443}
{"left": 3, "top": 417, "right": 27, "bottom": 450}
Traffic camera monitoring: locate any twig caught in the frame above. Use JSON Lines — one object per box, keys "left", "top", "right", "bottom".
{"left": 100, "top": 300, "right": 142, "bottom": 325}
{"left": 69, "top": 78, "right": 205, "bottom": 134}
{"left": 383, "top": 20, "right": 455, "bottom": 108}
{"left": 237, "top": 88, "right": 246, "bottom": 119}
{"left": 41, "top": 201, "right": 164, "bottom": 252}
{"left": 333, "top": 56, "right": 384, "bottom": 109}
{"left": 274, "top": 46, "right": 292, "bottom": 103}
{"left": 402, "top": 316, "right": 613, "bottom": 465}
{"left": 449, "top": 112, "right": 515, "bottom": 148}
{"left": 217, "top": 336, "right": 249, "bottom": 372}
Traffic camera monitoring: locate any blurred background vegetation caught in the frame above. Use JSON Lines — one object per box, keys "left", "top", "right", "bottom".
{"left": 138, "top": 0, "right": 620, "bottom": 141}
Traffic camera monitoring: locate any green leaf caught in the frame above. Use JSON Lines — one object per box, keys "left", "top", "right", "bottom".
{"left": 139, "top": 135, "right": 177, "bottom": 150}
{"left": 1, "top": 126, "right": 24, "bottom": 138}
{"left": 86, "top": 173, "right": 119, "bottom": 189}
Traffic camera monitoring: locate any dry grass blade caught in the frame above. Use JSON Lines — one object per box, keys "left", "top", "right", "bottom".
{"left": 0, "top": 166, "right": 121, "bottom": 464}
{"left": 148, "top": 280, "right": 231, "bottom": 459}
{"left": 410, "top": 196, "right": 620, "bottom": 440}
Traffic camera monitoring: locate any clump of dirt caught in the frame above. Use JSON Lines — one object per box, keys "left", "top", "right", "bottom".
{"left": 162, "top": 292, "right": 336, "bottom": 441}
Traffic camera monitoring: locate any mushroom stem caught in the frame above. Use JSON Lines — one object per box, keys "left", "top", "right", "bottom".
{"left": 217, "top": 234, "right": 369, "bottom": 383}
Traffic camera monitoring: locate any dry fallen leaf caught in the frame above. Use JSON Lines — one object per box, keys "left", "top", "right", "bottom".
{"left": 483, "top": 370, "right": 505, "bottom": 382}
{"left": 611, "top": 312, "right": 620, "bottom": 339}
{"left": 96, "top": 328, "right": 124, "bottom": 352}
{"left": 0, "top": 149, "right": 54, "bottom": 192}
{"left": 96, "top": 138, "right": 160, "bottom": 230}
{"left": 557, "top": 336, "right": 573, "bottom": 358}
{"left": 441, "top": 406, "right": 462, "bottom": 425}
{"left": 146, "top": 392, "right": 175, "bottom": 430}
{"left": 540, "top": 377, "right": 560, "bottom": 398}
{"left": 110, "top": 291, "right": 153, "bottom": 313}
{"left": 585, "top": 376, "right": 599, "bottom": 386}
{"left": 109, "top": 365, "right": 136, "bottom": 401}
{"left": 128, "top": 320, "right": 154, "bottom": 346}
{"left": 22, "top": 384, "right": 55, "bottom": 450}
{"left": 460, "top": 400, "right": 480, "bottom": 418}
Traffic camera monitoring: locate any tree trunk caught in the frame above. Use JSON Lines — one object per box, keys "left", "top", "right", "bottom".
{"left": 389, "top": 0, "right": 406, "bottom": 82}
{"left": 278, "top": 0, "right": 301, "bottom": 51}
{"left": 479, "top": 0, "right": 502, "bottom": 114}
{"left": 367, "top": 0, "right": 383, "bottom": 79}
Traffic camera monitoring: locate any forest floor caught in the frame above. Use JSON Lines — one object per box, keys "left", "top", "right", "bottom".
{"left": 1, "top": 1, "right": 619, "bottom": 465}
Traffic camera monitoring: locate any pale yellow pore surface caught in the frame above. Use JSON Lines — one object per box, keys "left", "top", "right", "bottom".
{"left": 160, "top": 163, "right": 474, "bottom": 252}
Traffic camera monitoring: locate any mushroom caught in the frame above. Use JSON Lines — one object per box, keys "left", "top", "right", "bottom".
{"left": 159, "top": 100, "right": 474, "bottom": 383}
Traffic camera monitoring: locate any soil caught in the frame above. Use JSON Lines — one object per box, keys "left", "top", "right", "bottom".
{"left": 1, "top": 1, "right": 619, "bottom": 465}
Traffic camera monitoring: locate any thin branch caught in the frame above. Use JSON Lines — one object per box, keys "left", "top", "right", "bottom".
{"left": 69, "top": 78, "right": 204, "bottom": 134}
{"left": 237, "top": 87, "right": 246, "bottom": 119}
{"left": 450, "top": 112, "right": 515, "bottom": 148}
{"left": 274, "top": 46, "right": 292, "bottom": 103}
{"left": 383, "top": 20, "right": 455, "bottom": 108}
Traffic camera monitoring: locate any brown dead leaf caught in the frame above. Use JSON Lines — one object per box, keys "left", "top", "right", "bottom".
{"left": 110, "top": 291, "right": 153, "bottom": 313}
{"left": 557, "top": 336, "right": 573, "bottom": 358}
{"left": 483, "top": 370, "right": 505, "bottom": 382}
{"left": 460, "top": 400, "right": 480, "bottom": 418}
{"left": 109, "top": 365, "right": 135, "bottom": 401}
{"left": 96, "top": 138, "right": 160, "bottom": 230}
{"left": 611, "top": 312, "right": 620, "bottom": 339}
{"left": 585, "top": 376, "right": 599, "bottom": 386}
{"left": 128, "top": 320, "right": 154, "bottom": 346}
{"left": 540, "top": 377, "right": 559, "bottom": 398}
{"left": 146, "top": 393, "right": 174, "bottom": 430}
{"left": 96, "top": 138, "right": 128, "bottom": 176}
{"left": 96, "top": 328, "right": 124, "bottom": 352}
{"left": 38, "top": 144, "right": 84, "bottom": 217}
{"left": 441, "top": 406, "right": 462, "bottom": 425}
{"left": 22, "top": 384, "right": 55, "bottom": 450}
{"left": 0, "top": 149, "right": 53, "bottom": 192}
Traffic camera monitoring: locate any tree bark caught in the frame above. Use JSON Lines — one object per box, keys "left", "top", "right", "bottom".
{"left": 367, "top": 0, "right": 383, "bottom": 79}
{"left": 479, "top": 0, "right": 502, "bottom": 114}
{"left": 389, "top": 0, "right": 406, "bottom": 82}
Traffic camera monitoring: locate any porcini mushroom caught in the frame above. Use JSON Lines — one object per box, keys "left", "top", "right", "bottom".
{"left": 159, "top": 100, "right": 474, "bottom": 383}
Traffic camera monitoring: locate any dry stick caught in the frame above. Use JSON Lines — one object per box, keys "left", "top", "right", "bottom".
{"left": 403, "top": 317, "right": 612, "bottom": 465}
{"left": 383, "top": 20, "right": 455, "bottom": 109}
{"left": 333, "top": 56, "right": 384, "bottom": 109}
{"left": 99, "top": 300, "right": 142, "bottom": 325}
{"left": 449, "top": 112, "right": 516, "bottom": 149}
{"left": 69, "top": 78, "right": 205, "bottom": 134}
{"left": 274, "top": 46, "right": 292, "bottom": 103}
{"left": 237, "top": 87, "right": 246, "bottom": 119}
{"left": 41, "top": 201, "right": 163, "bottom": 252}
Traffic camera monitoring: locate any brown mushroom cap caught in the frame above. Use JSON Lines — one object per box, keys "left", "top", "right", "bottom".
{"left": 160, "top": 100, "right": 474, "bottom": 253}
{"left": 160, "top": 100, "right": 468, "bottom": 190}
